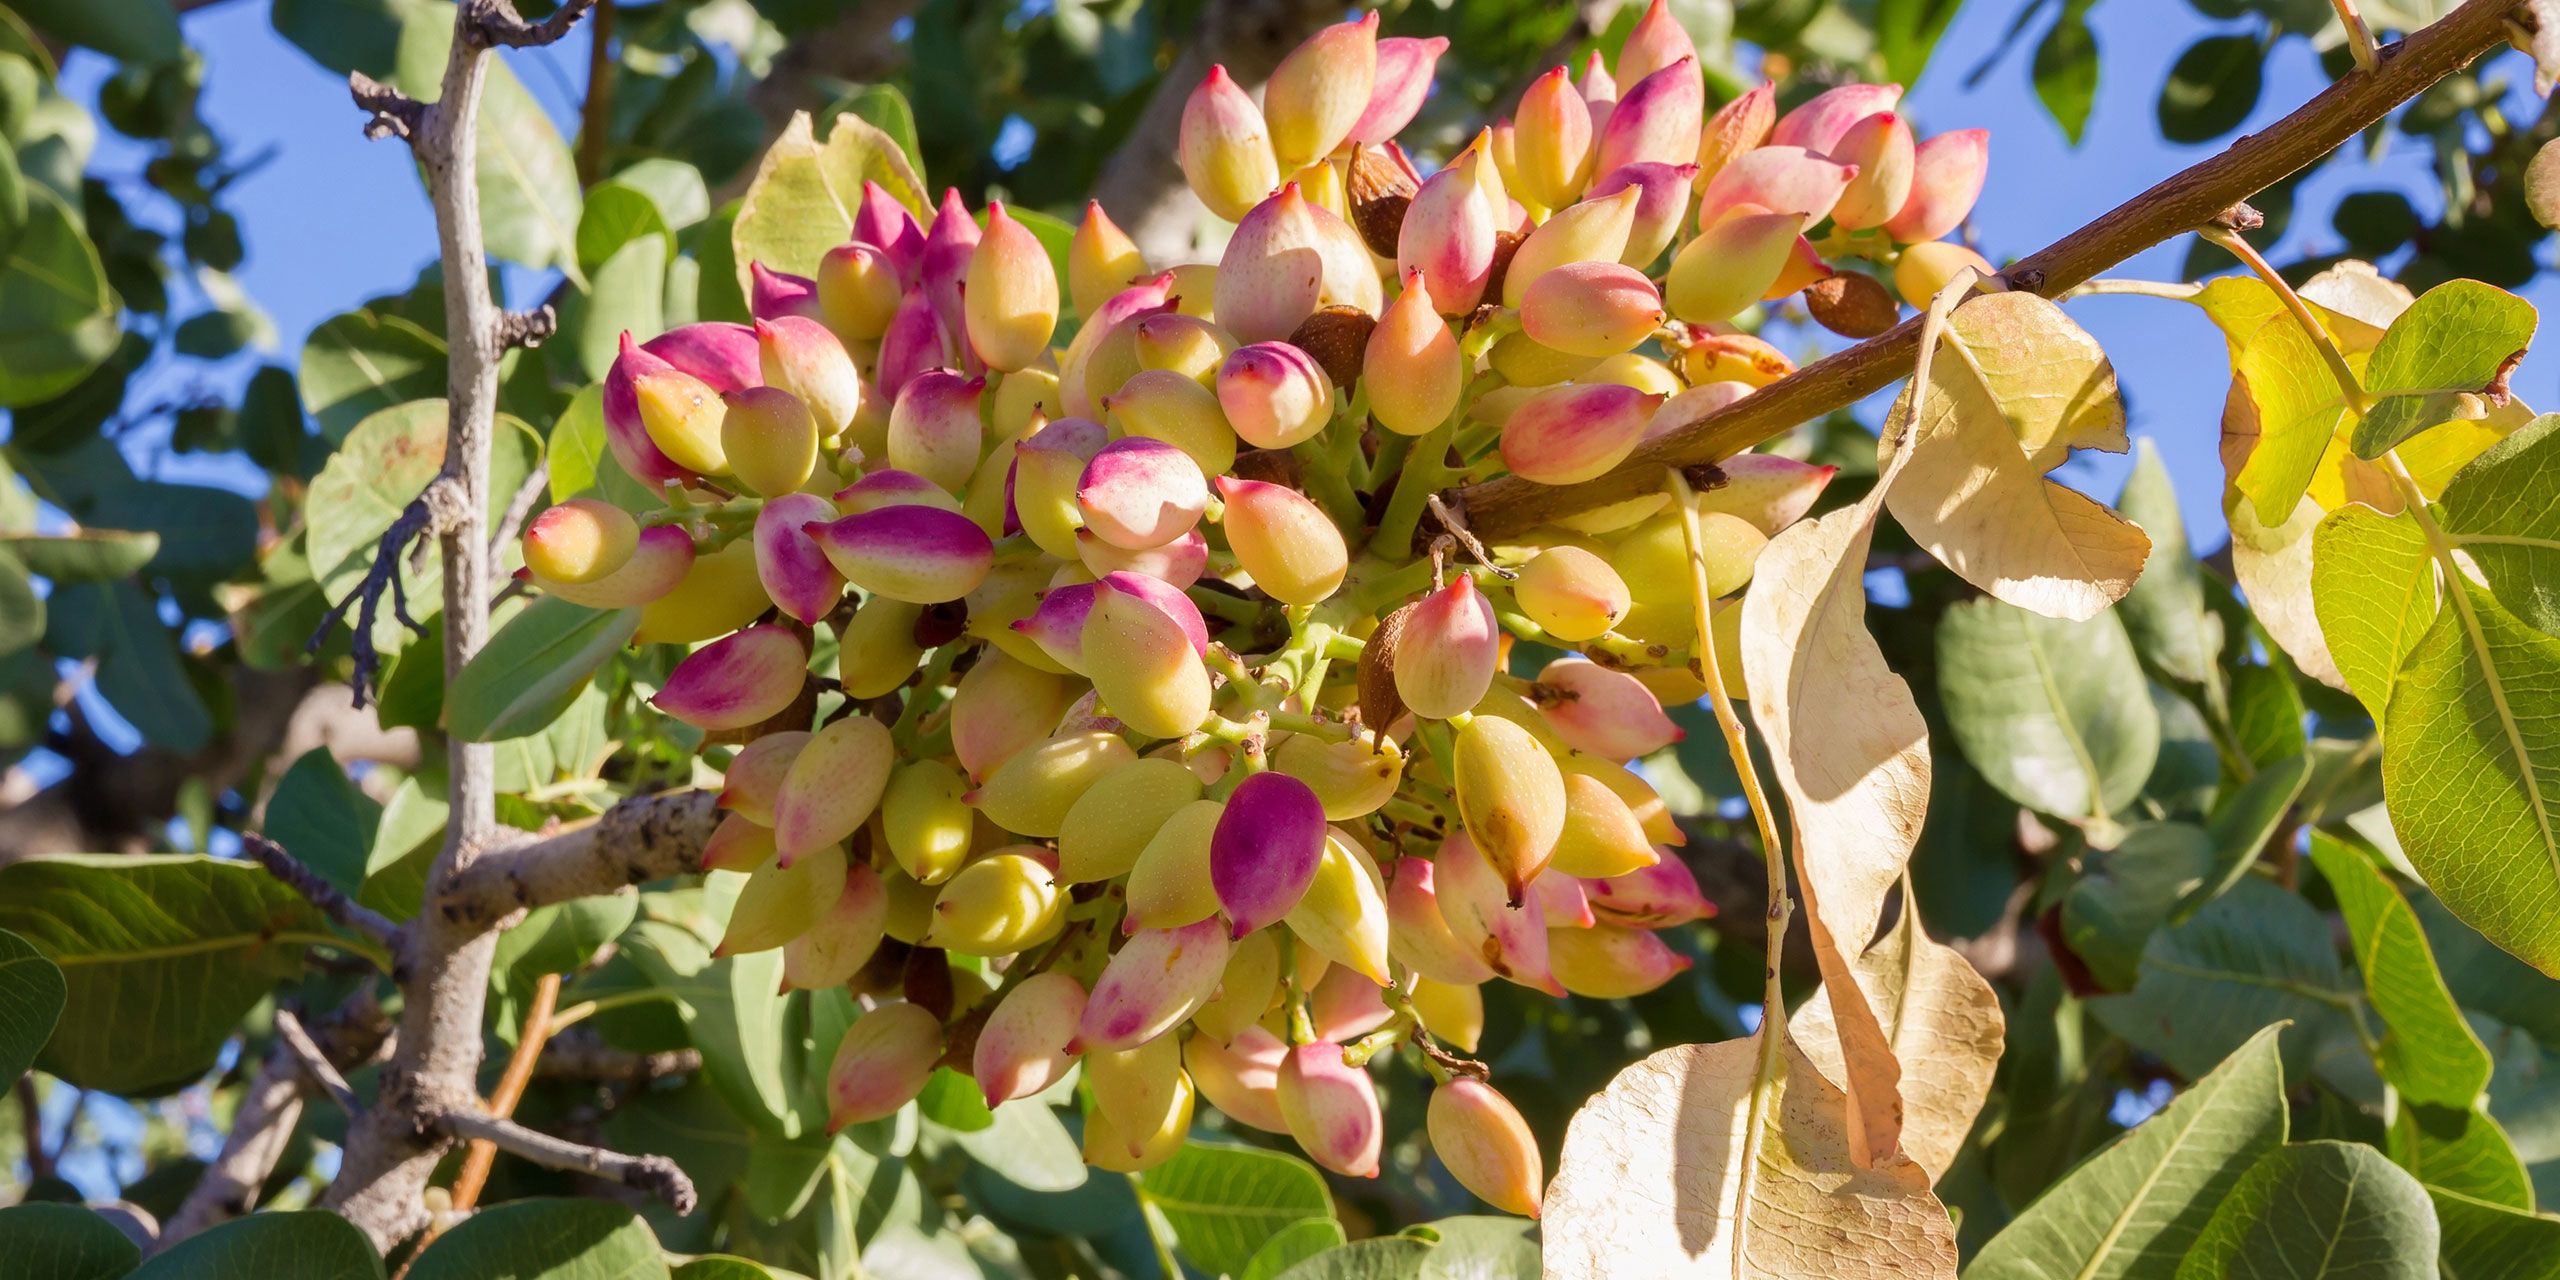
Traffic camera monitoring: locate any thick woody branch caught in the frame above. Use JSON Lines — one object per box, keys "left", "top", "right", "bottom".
{"left": 534, "top": 1035, "right": 702, "bottom": 1084}
{"left": 437, "top": 790, "right": 723, "bottom": 935}
{"left": 432, "top": 1107, "right": 698, "bottom": 1212}
{"left": 242, "top": 833, "right": 403, "bottom": 949}
{"left": 1451, "top": 0, "right": 2530, "bottom": 537}
{"left": 155, "top": 995, "right": 392, "bottom": 1251}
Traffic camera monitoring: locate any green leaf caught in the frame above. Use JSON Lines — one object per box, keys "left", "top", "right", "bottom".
{"left": 1243, "top": 1219, "right": 1350, "bottom": 1280}
{"left": 576, "top": 182, "right": 672, "bottom": 277}
{"left": 1274, "top": 1239, "right": 1434, "bottom": 1280}
{"left": 2380, "top": 579, "right": 2560, "bottom": 977}
{"left": 2180, "top": 754, "right": 2311, "bottom": 920}
{"left": 2307, "top": 832, "right": 2492, "bottom": 1105}
{"left": 2090, "top": 877, "right": 2351, "bottom": 1081}
{"left": 1967, "top": 1024, "right": 2289, "bottom": 1280}
{"left": 672, "top": 1260, "right": 779, "bottom": 1280}
{"left": 0, "top": 550, "right": 38, "bottom": 657}
{"left": 601, "top": 159, "right": 709, "bottom": 232}
{"left": 492, "top": 894, "right": 637, "bottom": 998}
{"left": 602, "top": 914, "right": 811, "bottom": 1138}
{"left": 299, "top": 309, "right": 447, "bottom": 443}
{"left": 358, "top": 773, "right": 446, "bottom": 918}
{"left": 406, "top": 1199, "right": 668, "bottom": 1280}
{"left": 2227, "top": 662, "right": 2306, "bottom": 765}
{"left": 264, "top": 747, "right": 385, "bottom": 898}
{"left": 1140, "top": 1140, "right": 1335, "bottom": 1279}
{"left": 270, "top": 0, "right": 423, "bottom": 79}
{"left": 2174, "top": 1141, "right": 2436, "bottom": 1280}
{"left": 131, "top": 1210, "right": 382, "bottom": 1280}
{"left": 2157, "top": 32, "right": 2264, "bottom": 144}
{"left": 948, "top": 1096, "right": 1087, "bottom": 1192}
{"left": 305, "top": 400, "right": 541, "bottom": 652}
{"left": 2063, "top": 822, "right": 2215, "bottom": 991}
{"left": 2388, "top": 1103, "right": 2533, "bottom": 1209}
{"left": 2231, "top": 311, "right": 2352, "bottom": 524}
{"left": 574, "top": 232, "right": 669, "bottom": 381}
{"left": 2031, "top": 1, "right": 2099, "bottom": 144}
{"left": 0, "top": 1202, "right": 141, "bottom": 1280}
{"left": 448, "top": 596, "right": 640, "bottom": 742}
{"left": 1937, "top": 598, "right": 2160, "bottom": 822}
{"left": 2116, "top": 440, "right": 2222, "bottom": 685}
{"left": 12, "top": 0, "right": 181, "bottom": 62}
{"left": 0, "top": 854, "right": 339, "bottom": 1095}
{"left": 84, "top": 480, "right": 260, "bottom": 581}
{"left": 0, "top": 529, "right": 160, "bottom": 581}
{"left": 2439, "top": 411, "right": 2560, "bottom": 638}
{"left": 2352, "top": 281, "right": 2538, "bottom": 457}
{"left": 0, "top": 927, "right": 66, "bottom": 1083}
{"left": 2430, "top": 1185, "right": 2560, "bottom": 1280}
{"left": 1410, "top": 1216, "right": 1538, "bottom": 1279}
{"left": 46, "top": 581, "right": 211, "bottom": 752}
{"left": 2313, "top": 505, "right": 2438, "bottom": 718}
{"left": 0, "top": 185, "right": 119, "bottom": 407}
{"left": 1877, "top": 0, "right": 1967, "bottom": 84}
{"left": 732, "top": 110, "right": 927, "bottom": 298}
{"left": 827, "top": 84, "right": 923, "bottom": 179}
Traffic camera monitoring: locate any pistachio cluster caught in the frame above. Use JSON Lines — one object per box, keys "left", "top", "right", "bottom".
{"left": 515, "top": 0, "right": 1987, "bottom": 1213}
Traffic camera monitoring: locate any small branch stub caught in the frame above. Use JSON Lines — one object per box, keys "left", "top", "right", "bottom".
{"left": 275, "top": 1009, "right": 362, "bottom": 1116}
{"left": 466, "top": 0, "right": 601, "bottom": 49}
{"left": 347, "top": 72, "right": 425, "bottom": 142}
{"left": 495, "top": 305, "right": 558, "bottom": 351}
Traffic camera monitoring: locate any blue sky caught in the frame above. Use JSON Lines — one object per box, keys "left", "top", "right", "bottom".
{"left": 55, "top": 1, "right": 2559, "bottom": 543}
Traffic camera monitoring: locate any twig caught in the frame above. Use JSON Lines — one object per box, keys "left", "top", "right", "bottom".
{"left": 1450, "top": 0, "right": 2524, "bottom": 537}
{"left": 533, "top": 1035, "right": 701, "bottom": 1084}
{"left": 15, "top": 1077, "right": 50, "bottom": 1181}
{"left": 431, "top": 1107, "right": 698, "bottom": 1213}
{"left": 324, "top": 0, "right": 602, "bottom": 1248}
{"left": 449, "top": 972, "right": 563, "bottom": 1213}
{"left": 155, "top": 992, "right": 393, "bottom": 1251}
{"left": 348, "top": 72, "right": 426, "bottom": 141}
{"left": 576, "top": 0, "right": 617, "bottom": 186}
{"left": 490, "top": 464, "right": 551, "bottom": 577}
{"left": 242, "top": 832, "right": 403, "bottom": 949}
{"left": 275, "top": 1009, "right": 361, "bottom": 1116}
{"left": 437, "top": 790, "right": 723, "bottom": 935}
{"left": 466, "top": 0, "right": 600, "bottom": 49}
{"left": 2333, "top": 0, "right": 2382, "bottom": 72}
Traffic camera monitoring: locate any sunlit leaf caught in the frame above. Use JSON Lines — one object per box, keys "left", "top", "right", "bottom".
{"left": 1139, "top": 1141, "right": 1334, "bottom": 1279}
{"left": 0, "top": 928, "right": 65, "bottom": 1085}
{"left": 2312, "top": 504, "right": 2437, "bottom": 719}
{"left": 2352, "top": 280, "right": 2537, "bottom": 458}
{"left": 1793, "top": 902, "right": 2004, "bottom": 1181}
{"left": 2438, "top": 411, "right": 2560, "bottom": 638}
{"left": 2307, "top": 833, "right": 2492, "bottom": 1106}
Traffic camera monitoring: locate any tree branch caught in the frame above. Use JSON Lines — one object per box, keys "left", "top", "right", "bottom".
{"left": 431, "top": 1107, "right": 698, "bottom": 1213}
{"left": 242, "top": 833, "right": 403, "bottom": 950}
{"left": 155, "top": 995, "right": 393, "bottom": 1251}
{"left": 437, "top": 790, "right": 723, "bottom": 935}
{"left": 307, "top": 484, "right": 455, "bottom": 708}
{"left": 1450, "top": 0, "right": 2529, "bottom": 537}
{"left": 274, "top": 1009, "right": 361, "bottom": 1115}
{"left": 322, "top": 0, "right": 599, "bottom": 1250}
{"left": 533, "top": 1036, "right": 702, "bottom": 1084}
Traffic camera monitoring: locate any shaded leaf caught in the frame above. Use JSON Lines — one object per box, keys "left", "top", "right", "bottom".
{"left": 2389, "top": 1102, "right": 2533, "bottom": 1209}
{"left": 2030, "top": 2, "right": 2099, "bottom": 145}
{"left": 2157, "top": 33, "right": 2263, "bottom": 143}
{"left": 1967, "top": 1024, "right": 2288, "bottom": 1280}
{"left": 2181, "top": 754, "right": 2311, "bottom": 920}
{"left": 0, "top": 1202, "right": 141, "bottom": 1280}
{"left": 448, "top": 596, "right": 640, "bottom": 742}
{"left": 130, "top": 1210, "right": 382, "bottom": 1280}
{"left": 0, "top": 855, "right": 339, "bottom": 1095}
{"left": 0, "top": 928, "right": 66, "bottom": 1084}
{"left": 10, "top": 0, "right": 180, "bottom": 62}
{"left": 405, "top": 1199, "right": 667, "bottom": 1280}
{"left": 299, "top": 309, "right": 446, "bottom": 443}
{"left": 2430, "top": 1185, "right": 2560, "bottom": 1280}
{"left": 1139, "top": 1140, "right": 1334, "bottom": 1279}
{"left": 264, "top": 747, "right": 384, "bottom": 898}
{"left": 2062, "top": 822, "right": 2215, "bottom": 992}
{"left": 2173, "top": 1141, "right": 2436, "bottom": 1280}
{"left": 2116, "top": 439, "right": 2221, "bottom": 685}
{"left": 2089, "top": 878, "right": 2351, "bottom": 1080}
{"left": 1244, "top": 1219, "right": 1350, "bottom": 1280}
{"left": 0, "top": 529, "right": 160, "bottom": 581}
{"left": 0, "top": 185, "right": 119, "bottom": 408}
{"left": 1938, "top": 598, "right": 2159, "bottom": 822}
